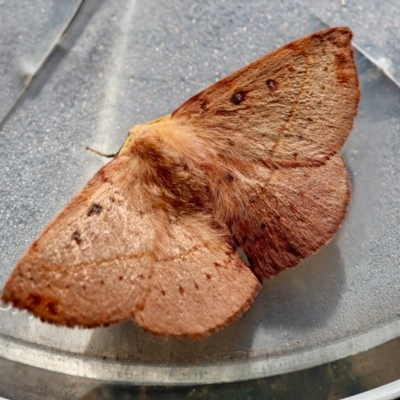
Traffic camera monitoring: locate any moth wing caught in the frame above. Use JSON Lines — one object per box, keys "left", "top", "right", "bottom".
{"left": 172, "top": 27, "right": 359, "bottom": 166}
{"left": 227, "top": 154, "right": 351, "bottom": 280}
{"left": 2, "top": 156, "right": 260, "bottom": 337}
{"left": 134, "top": 213, "right": 260, "bottom": 338}
{"left": 172, "top": 27, "right": 359, "bottom": 281}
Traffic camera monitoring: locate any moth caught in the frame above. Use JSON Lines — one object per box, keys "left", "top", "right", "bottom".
{"left": 2, "top": 27, "right": 360, "bottom": 338}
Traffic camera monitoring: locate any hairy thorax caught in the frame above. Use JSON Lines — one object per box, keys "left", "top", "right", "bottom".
{"left": 118, "top": 118, "right": 213, "bottom": 217}
{"left": 120, "top": 118, "right": 261, "bottom": 221}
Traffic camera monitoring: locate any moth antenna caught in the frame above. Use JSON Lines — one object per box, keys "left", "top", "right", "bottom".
{"left": 86, "top": 145, "right": 118, "bottom": 158}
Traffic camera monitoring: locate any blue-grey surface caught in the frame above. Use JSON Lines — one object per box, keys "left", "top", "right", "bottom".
{"left": 0, "top": 0, "right": 82, "bottom": 122}
{"left": 0, "top": 0, "right": 399, "bottom": 395}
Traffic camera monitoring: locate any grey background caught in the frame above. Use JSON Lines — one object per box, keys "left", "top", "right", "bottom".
{"left": 0, "top": 0, "right": 399, "bottom": 398}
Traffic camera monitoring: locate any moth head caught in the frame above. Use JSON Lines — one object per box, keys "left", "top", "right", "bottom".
{"left": 118, "top": 124, "right": 147, "bottom": 156}
{"left": 119, "top": 115, "right": 171, "bottom": 156}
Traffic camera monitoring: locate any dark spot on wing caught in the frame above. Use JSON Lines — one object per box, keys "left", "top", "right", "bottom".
{"left": 46, "top": 301, "right": 58, "bottom": 315}
{"left": 27, "top": 294, "right": 42, "bottom": 306}
{"left": 179, "top": 286, "right": 184, "bottom": 295}
{"left": 200, "top": 100, "right": 208, "bottom": 110}
{"left": 231, "top": 91, "right": 246, "bottom": 105}
{"left": 87, "top": 203, "right": 103, "bottom": 216}
{"left": 249, "top": 196, "right": 257, "bottom": 204}
{"left": 98, "top": 168, "right": 110, "bottom": 183}
{"left": 71, "top": 230, "right": 82, "bottom": 245}
{"left": 266, "top": 79, "right": 278, "bottom": 91}
{"left": 226, "top": 171, "right": 234, "bottom": 182}
{"left": 260, "top": 223, "right": 266, "bottom": 229}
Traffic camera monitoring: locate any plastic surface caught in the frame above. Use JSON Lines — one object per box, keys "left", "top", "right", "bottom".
{"left": 0, "top": 0, "right": 399, "bottom": 398}
{"left": 0, "top": 0, "right": 83, "bottom": 122}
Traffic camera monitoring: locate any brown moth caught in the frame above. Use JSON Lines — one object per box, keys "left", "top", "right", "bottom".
{"left": 2, "top": 27, "right": 360, "bottom": 338}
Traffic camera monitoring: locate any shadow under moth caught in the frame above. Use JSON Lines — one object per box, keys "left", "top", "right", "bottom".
{"left": 2, "top": 27, "right": 360, "bottom": 338}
